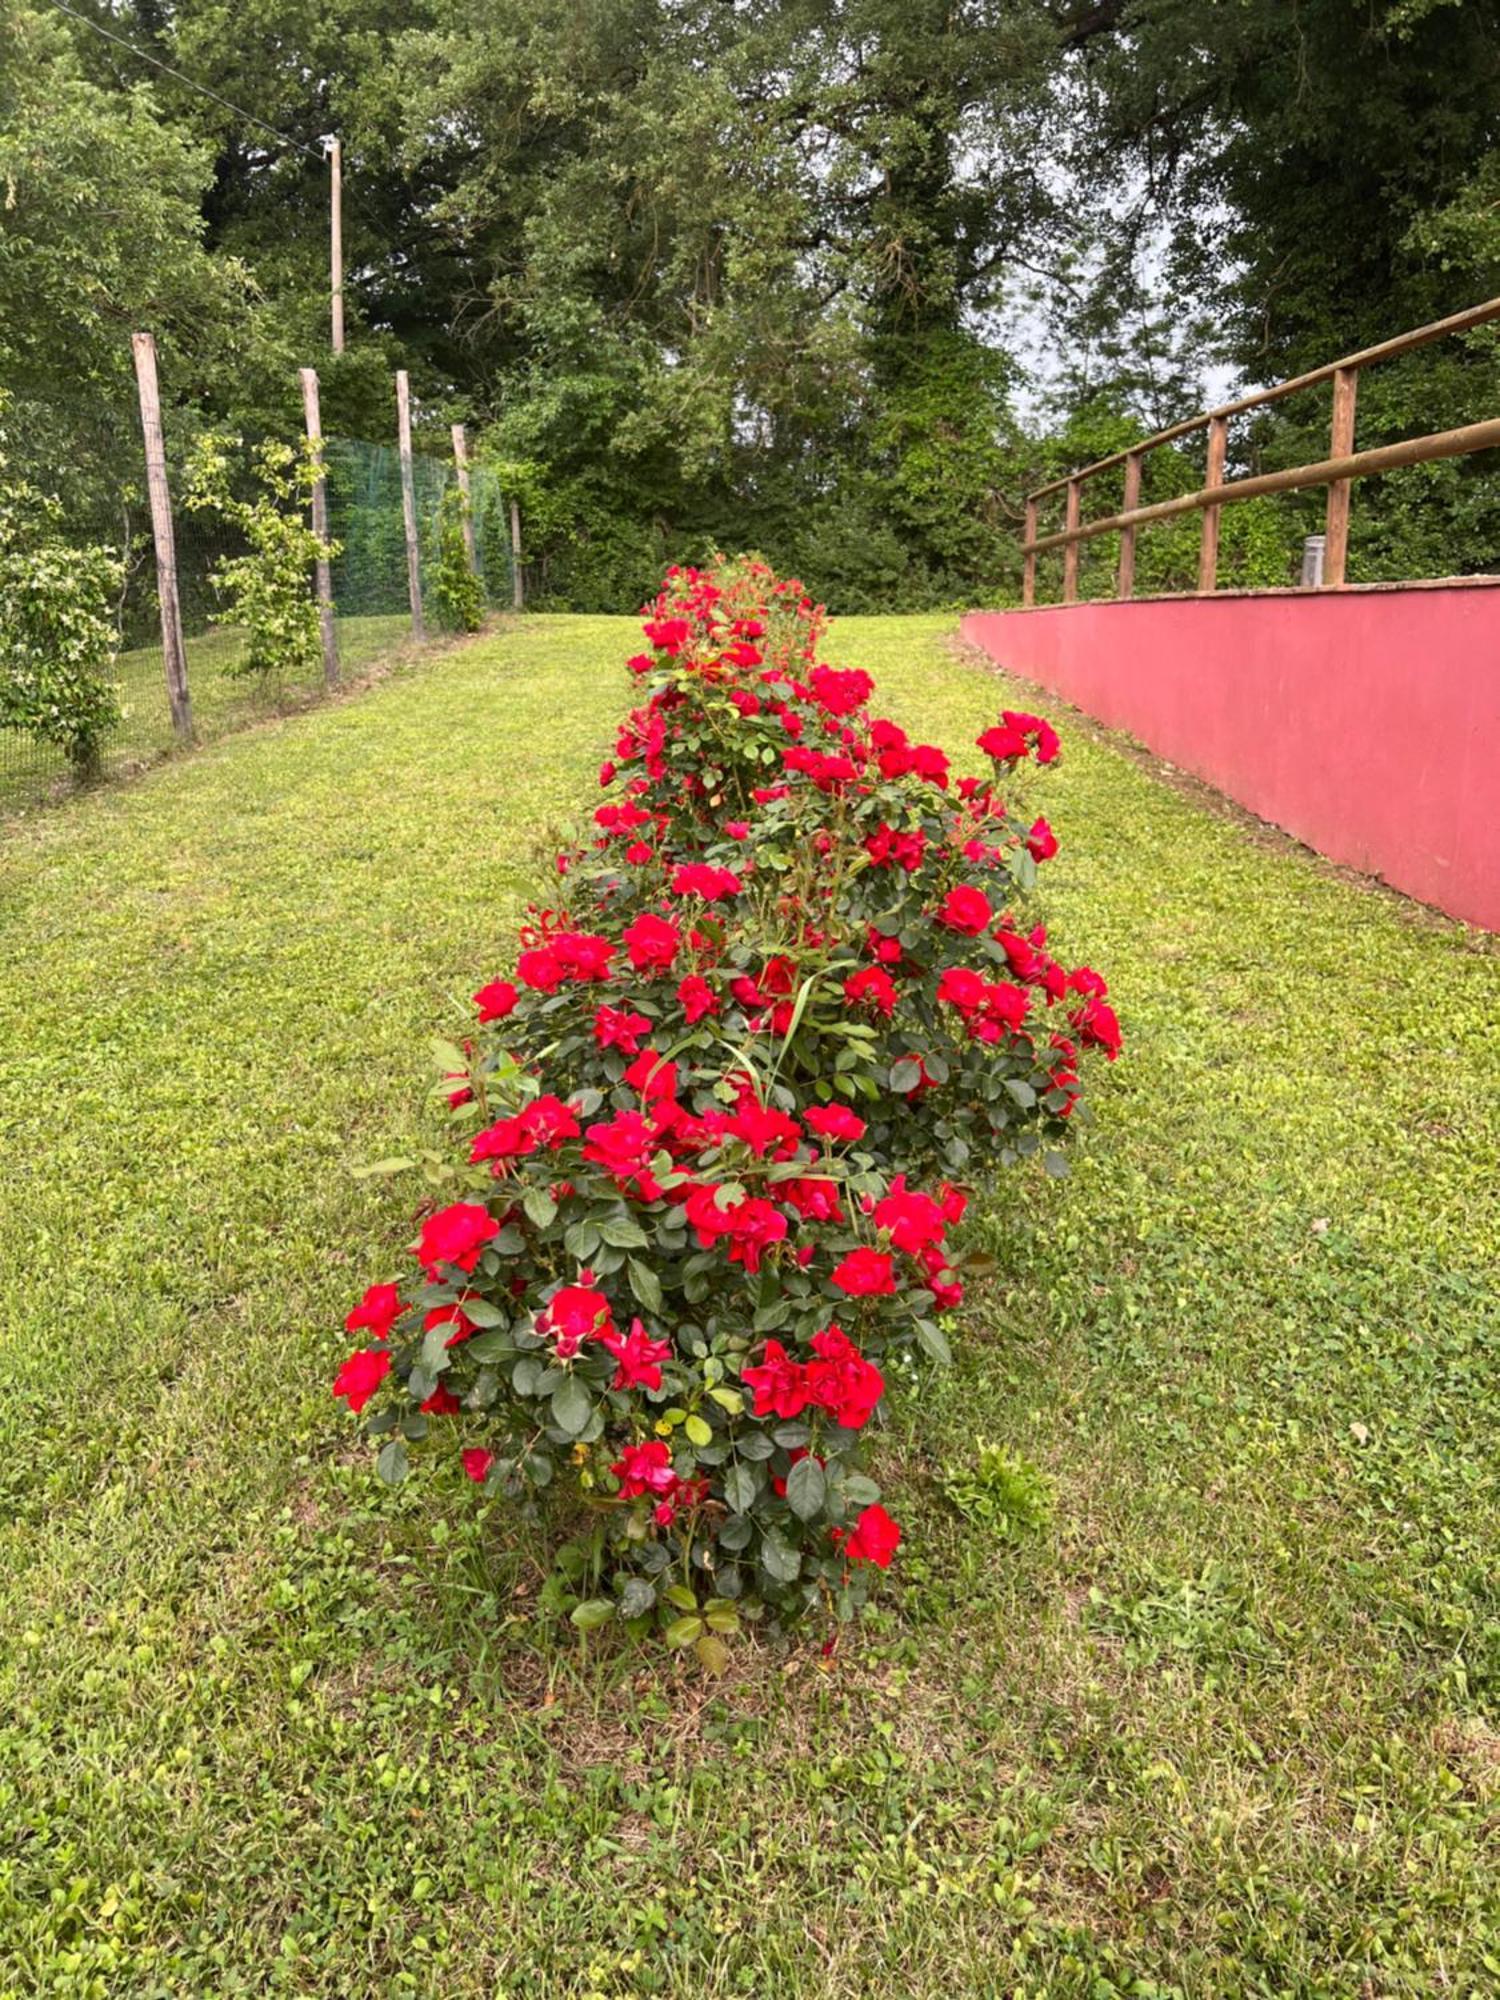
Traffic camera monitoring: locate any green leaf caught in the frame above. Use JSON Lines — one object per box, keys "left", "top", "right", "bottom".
{"left": 703, "top": 1599, "right": 741, "bottom": 1635}
{"left": 376, "top": 1438, "right": 408, "bottom": 1487}
{"left": 349, "top": 1156, "right": 415, "bottom": 1179}
{"left": 663, "top": 1614, "right": 704, "bottom": 1647}
{"left": 784, "top": 1454, "right": 827, "bottom": 1521}
{"left": 570, "top": 1598, "right": 614, "bottom": 1630}
{"left": 522, "top": 1186, "right": 558, "bottom": 1228}
{"left": 708, "top": 1385, "right": 744, "bottom": 1415}
{"left": 915, "top": 1318, "right": 953, "bottom": 1365}
{"left": 663, "top": 1583, "right": 698, "bottom": 1611}
{"left": 694, "top": 1632, "right": 731, "bottom": 1674}
{"left": 626, "top": 1257, "right": 663, "bottom": 1314}
{"left": 563, "top": 1220, "right": 601, "bottom": 1262}
{"left": 598, "top": 1217, "right": 649, "bottom": 1249}
{"left": 551, "top": 1376, "right": 592, "bottom": 1436}
{"left": 759, "top": 1525, "right": 802, "bottom": 1584}
{"left": 890, "top": 1058, "right": 922, "bottom": 1094}
{"left": 723, "top": 1462, "right": 762, "bottom": 1514}
{"left": 683, "top": 1413, "right": 712, "bottom": 1447}
{"left": 1042, "top": 1150, "right": 1070, "bottom": 1179}
{"left": 617, "top": 1577, "right": 657, "bottom": 1621}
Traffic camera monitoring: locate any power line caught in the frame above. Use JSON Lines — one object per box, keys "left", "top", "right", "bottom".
{"left": 43, "top": 0, "right": 327, "bottom": 161}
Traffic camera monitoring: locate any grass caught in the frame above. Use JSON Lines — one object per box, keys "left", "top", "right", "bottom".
{"left": 0, "top": 612, "right": 414, "bottom": 810}
{"left": 1, "top": 611, "right": 1496, "bottom": 1998}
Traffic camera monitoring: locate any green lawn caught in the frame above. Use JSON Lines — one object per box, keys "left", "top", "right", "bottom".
{"left": 0, "top": 612, "right": 413, "bottom": 811}
{"left": 1, "top": 613, "right": 1496, "bottom": 1997}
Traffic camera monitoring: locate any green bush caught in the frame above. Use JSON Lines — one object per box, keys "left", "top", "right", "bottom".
{"left": 184, "top": 435, "right": 338, "bottom": 684}
{"left": 0, "top": 430, "right": 123, "bottom": 775}
{"left": 430, "top": 488, "right": 484, "bottom": 632}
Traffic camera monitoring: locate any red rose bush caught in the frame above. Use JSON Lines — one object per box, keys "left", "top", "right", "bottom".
{"left": 334, "top": 556, "right": 1119, "bottom": 1655}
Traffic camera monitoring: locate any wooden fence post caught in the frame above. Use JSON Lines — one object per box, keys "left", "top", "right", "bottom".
{"left": 395, "top": 369, "right": 424, "bottom": 641}
{"left": 1198, "top": 415, "right": 1228, "bottom": 592}
{"left": 1323, "top": 365, "right": 1358, "bottom": 587}
{"left": 130, "top": 332, "right": 193, "bottom": 740}
{"left": 1022, "top": 497, "right": 1037, "bottom": 607}
{"left": 1062, "top": 479, "right": 1081, "bottom": 603}
{"left": 509, "top": 496, "right": 524, "bottom": 611}
{"left": 450, "top": 422, "right": 478, "bottom": 570}
{"left": 1117, "top": 450, "right": 1142, "bottom": 599}
{"left": 300, "top": 368, "right": 339, "bottom": 686}
{"left": 329, "top": 138, "right": 345, "bottom": 356}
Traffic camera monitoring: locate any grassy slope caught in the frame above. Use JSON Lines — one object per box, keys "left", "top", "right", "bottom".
{"left": 0, "top": 613, "right": 1495, "bottom": 1998}
{"left": 0, "top": 614, "right": 413, "bottom": 809}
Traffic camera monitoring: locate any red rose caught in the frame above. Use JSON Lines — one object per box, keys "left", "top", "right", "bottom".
{"left": 345, "top": 1282, "right": 401, "bottom": 1341}
{"left": 837, "top": 1502, "right": 901, "bottom": 1567}
{"left": 622, "top": 911, "right": 681, "bottom": 974}
{"left": 843, "top": 966, "right": 898, "bottom": 1017}
{"left": 677, "top": 974, "right": 719, "bottom": 1023}
{"left": 612, "top": 1438, "right": 677, "bottom": 1498}
{"left": 462, "top": 1447, "right": 494, "bottom": 1484}
{"left": 1026, "top": 816, "right": 1058, "bottom": 862}
{"left": 873, "top": 1178, "right": 947, "bottom": 1254}
{"left": 517, "top": 947, "right": 563, "bottom": 992}
{"left": 806, "top": 1325, "right": 884, "bottom": 1428}
{"left": 416, "top": 1202, "right": 500, "bottom": 1278}
{"left": 670, "top": 863, "right": 743, "bottom": 902}
{"left": 805, "top": 1104, "right": 866, "bottom": 1144}
{"left": 332, "top": 1345, "right": 391, "bottom": 1414}
{"left": 830, "top": 1248, "right": 897, "bottom": 1297}
{"left": 937, "top": 885, "right": 993, "bottom": 935}
{"left": 594, "top": 1004, "right": 653, "bottom": 1056}
{"left": 742, "top": 1338, "right": 809, "bottom": 1419}
{"left": 601, "top": 1317, "right": 672, "bottom": 1391}
{"left": 543, "top": 1283, "right": 615, "bottom": 1359}
{"left": 473, "top": 979, "right": 518, "bottom": 1023}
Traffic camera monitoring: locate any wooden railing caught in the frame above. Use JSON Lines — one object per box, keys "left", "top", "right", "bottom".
{"left": 1021, "top": 294, "right": 1500, "bottom": 606}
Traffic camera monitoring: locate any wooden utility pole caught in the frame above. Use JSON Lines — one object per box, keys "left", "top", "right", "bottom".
{"left": 509, "top": 497, "right": 524, "bottom": 610}
{"left": 450, "top": 423, "right": 478, "bottom": 569}
{"left": 1323, "top": 366, "right": 1358, "bottom": 587}
{"left": 300, "top": 367, "right": 339, "bottom": 686}
{"left": 395, "top": 369, "right": 424, "bottom": 640}
{"left": 1197, "top": 413, "right": 1228, "bottom": 593}
{"left": 329, "top": 138, "right": 344, "bottom": 355}
{"left": 131, "top": 332, "right": 193, "bottom": 740}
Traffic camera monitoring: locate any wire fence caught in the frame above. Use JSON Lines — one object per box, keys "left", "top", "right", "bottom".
{"left": 1, "top": 370, "right": 515, "bottom": 813}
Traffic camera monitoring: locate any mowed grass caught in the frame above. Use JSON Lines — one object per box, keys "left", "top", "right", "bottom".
{"left": 0, "top": 612, "right": 413, "bottom": 809}
{"left": 1, "top": 612, "right": 1496, "bottom": 1998}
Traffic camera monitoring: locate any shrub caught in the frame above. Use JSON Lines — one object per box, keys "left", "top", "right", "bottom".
{"left": 332, "top": 555, "right": 1119, "bottom": 1659}
{"left": 183, "top": 434, "right": 339, "bottom": 684}
{"left": 0, "top": 437, "right": 123, "bottom": 776}
{"left": 430, "top": 487, "right": 485, "bottom": 632}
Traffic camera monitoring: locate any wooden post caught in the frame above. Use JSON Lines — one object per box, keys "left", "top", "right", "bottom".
{"left": 1324, "top": 365, "right": 1358, "bottom": 587}
{"left": 509, "top": 496, "right": 524, "bottom": 611}
{"left": 130, "top": 332, "right": 193, "bottom": 740}
{"left": 300, "top": 367, "right": 339, "bottom": 686}
{"left": 329, "top": 138, "right": 344, "bottom": 355}
{"left": 1197, "top": 414, "right": 1228, "bottom": 592}
{"left": 1061, "top": 479, "right": 1080, "bottom": 603}
{"left": 395, "top": 369, "right": 424, "bottom": 640}
{"left": 1021, "top": 497, "right": 1036, "bottom": 607}
{"left": 450, "top": 422, "right": 477, "bottom": 569}
{"left": 1117, "top": 450, "right": 1142, "bottom": 599}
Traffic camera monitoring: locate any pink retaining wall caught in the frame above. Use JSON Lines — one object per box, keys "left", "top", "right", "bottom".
{"left": 961, "top": 585, "right": 1500, "bottom": 932}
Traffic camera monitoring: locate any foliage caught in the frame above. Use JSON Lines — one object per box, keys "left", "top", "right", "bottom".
{"left": 939, "top": 1440, "right": 1051, "bottom": 1540}
{"left": 183, "top": 434, "right": 339, "bottom": 684}
{"left": 429, "top": 487, "right": 484, "bottom": 632}
{"left": 335, "top": 560, "right": 1118, "bottom": 1647}
{"left": 1, "top": 610, "right": 1496, "bottom": 1992}
{"left": 0, "top": 411, "right": 123, "bottom": 773}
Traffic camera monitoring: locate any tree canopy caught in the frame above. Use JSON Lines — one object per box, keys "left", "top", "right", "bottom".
{"left": 4, "top": 0, "right": 1497, "bottom": 604}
